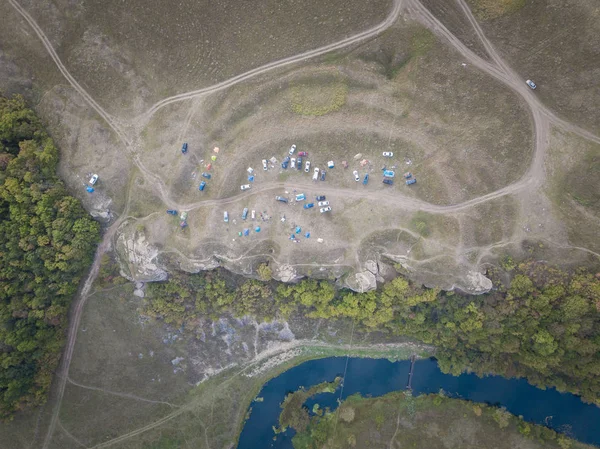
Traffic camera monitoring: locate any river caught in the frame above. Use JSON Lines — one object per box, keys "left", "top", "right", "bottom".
{"left": 237, "top": 357, "right": 600, "bottom": 448}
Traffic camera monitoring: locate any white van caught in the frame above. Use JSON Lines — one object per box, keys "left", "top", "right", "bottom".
{"left": 312, "top": 167, "right": 319, "bottom": 181}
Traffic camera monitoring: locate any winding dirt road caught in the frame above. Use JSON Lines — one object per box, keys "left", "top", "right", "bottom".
{"left": 5, "top": 0, "right": 600, "bottom": 447}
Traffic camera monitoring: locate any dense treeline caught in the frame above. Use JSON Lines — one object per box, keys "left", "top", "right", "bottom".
{"left": 145, "top": 263, "right": 600, "bottom": 405}
{"left": 0, "top": 94, "right": 100, "bottom": 419}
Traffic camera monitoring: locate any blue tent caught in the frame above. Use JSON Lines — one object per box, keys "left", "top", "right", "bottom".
{"left": 248, "top": 175, "right": 255, "bottom": 182}
{"left": 305, "top": 232, "right": 310, "bottom": 238}
{"left": 295, "top": 226, "right": 301, "bottom": 234}
{"left": 86, "top": 186, "right": 94, "bottom": 193}
{"left": 255, "top": 227, "right": 261, "bottom": 232}
{"left": 243, "top": 229, "right": 250, "bottom": 236}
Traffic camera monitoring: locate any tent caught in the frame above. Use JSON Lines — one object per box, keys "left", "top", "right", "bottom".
{"left": 243, "top": 229, "right": 250, "bottom": 236}
{"left": 295, "top": 226, "right": 301, "bottom": 234}
{"left": 255, "top": 227, "right": 261, "bottom": 232}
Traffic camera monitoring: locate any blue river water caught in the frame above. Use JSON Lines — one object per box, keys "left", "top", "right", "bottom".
{"left": 236, "top": 357, "right": 600, "bottom": 449}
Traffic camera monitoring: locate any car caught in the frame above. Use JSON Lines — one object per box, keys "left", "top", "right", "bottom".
{"left": 318, "top": 201, "right": 329, "bottom": 207}
{"left": 363, "top": 174, "right": 369, "bottom": 185}
{"left": 296, "top": 193, "right": 306, "bottom": 201}
{"left": 262, "top": 159, "right": 268, "bottom": 170}
{"left": 312, "top": 167, "right": 319, "bottom": 181}
{"left": 383, "top": 170, "right": 395, "bottom": 178}
{"left": 305, "top": 161, "right": 311, "bottom": 172}
{"left": 89, "top": 174, "right": 99, "bottom": 185}
{"left": 316, "top": 195, "right": 326, "bottom": 201}
{"left": 327, "top": 161, "right": 334, "bottom": 169}
{"left": 526, "top": 79, "right": 537, "bottom": 90}
{"left": 290, "top": 157, "right": 296, "bottom": 169}
{"left": 353, "top": 170, "right": 360, "bottom": 182}
{"left": 406, "top": 178, "right": 417, "bottom": 185}
{"left": 241, "top": 184, "right": 251, "bottom": 191}
{"left": 303, "top": 203, "right": 314, "bottom": 209}
{"left": 166, "top": 209, "right": 178, "bottom": 215}
{"left": 289, "top": 144, "right": 296, "bottom": 155}
{"left": 320, "top": 206, "right": 332, "bottom": 213}
{"left": 403, "top": 172, "right": 412, "bottom": 179}
{"left": 383, "top": 152, "right": 393, "bottom": 157}
{"left": 320, "top": 170, "right": 326, "bottom": 181}
{"left": 224, "top": 211, "right": 229, "bottom": 222}
{"left": 298, "top": 151, "right": 308, "bottom": 157}
{"left": 251, "top": 210, "right": 256, "bottom": 220}
{"left": 383, "top": 178, "right": 393, "bottom": 185}
{"left": 282, "top": 156, "right": 290, "bottom": 169}
{"left": 275, "top": 196, "right": 288, "bottom": 203}
{"left": 181, "top": 143, "right": 188, "bottom": 154}
{"left": 201, "top": 172, "right": 211, "bottom": 179}
{"left": 199, "top": 181, "right": 206, "bottom": 191}
{"left": 242, "top": 208, "right": 248, "bottom": 220}
{"left": 297, "top": 157, "right": 303, "bottom": 170}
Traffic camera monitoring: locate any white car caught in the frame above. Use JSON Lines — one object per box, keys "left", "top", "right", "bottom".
{"left": 289, "top": 144, "right": 296, "bottom": 155}
{"left": 320, "top": 206, "right": 332, "bottom": 213}
{"left": 305, "top": 161, "right": 311, "bottom": 173}
{"left": 318, "top": 201, "right": 329, "bottom": 207}
{"left": 251, "top": 210, "right": 256, "bottom": 219}
{"left": 526, "top": 79, "right": 537, "bottom": 90}
{"left": 291, "top": 157, "right": 296, "bottom": 169}
{"left": 89, "top": 174, "right": 99, "bottom": 185}
{"left": 353, "top": 170, "right": 360, "bottom": 182}
{"left": 241, "top": 184, "right": 251, "bottom": 191}
{"left": 312, "top": 167, "right": 319, "bottom": 181}
{"left": 262, "top": 159, "right": 268, "bottom": 170}
{"left": 383, "top": 152, "right": 394, "bottom": 157}
{"left": 224, "top": 211, "right": 229, "bottom": 223}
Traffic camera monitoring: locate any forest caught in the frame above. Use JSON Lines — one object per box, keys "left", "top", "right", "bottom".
{"left": 144, "top": 262, "right": 600, "bottom": 405}
{"left": 0, "top": 93, "right": 100, "bottom": 419}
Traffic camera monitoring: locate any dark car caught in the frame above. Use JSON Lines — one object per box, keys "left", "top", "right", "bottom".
{"left": 316, "top": 195, "right": 326, "bottom": 201}
{"left": 181, "top": 142, "right": 188, "bottom": 154}
{"left": 167, "top": 209, "right": 178, "bottom": 215}
{"left": 201, "top": 172, "right": 211, "bottom": 179}
{"left": 275, "top": 196, "right": 288, "bottom": 203}
{"left": 320, "top": 170, "right": 326, "bottom": 181}
{"left": 303, "top": 203, "right": 314, "bottom": 209}
{"left": 363, "top": 174, "right": 369, "bottom": 185}
{"left": 382, "top": 178, "right": 393, "bottom": 185}
{"left": 281, "top": 156, "right": 290, "bottom": 169}
{"left": 406, "top": 178, "right": 417, "bottom": 185}
{"left": 199, "top": 181, "right": 206, "bottom": 191}
{"left": 298, "top": 151, "right": 308, "bottom": 157}
{"left": 297, "top": 157, "right": 303, "bottom": 170}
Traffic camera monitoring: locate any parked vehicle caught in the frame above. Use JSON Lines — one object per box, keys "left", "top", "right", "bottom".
{"left": 201, "top": 172, "right": 211, "bottom": 179}
{"left": 303, "top": 203, "right": 314, "bottom": 209}
{"left": 383, "top": 178, "right": 393, "bottom": 185}
{"left": 328, "top": 161, "right": 334, "bottom": 169}
{"left": 180, "top": 211, "right": 188, "bottom": 221}
{"left": 383, "top": 170, "right": 395, "bottom": 178}
{"left": 199, "top": 181, "right": 206, "bottom": 191}
{"left": 353, "top": 170, "right": 360, "bottom": 181}
{"left": 320, "top": 206, "right": 332, "bottom": 213}
{"left": 262, "top": 159, "right": 268, "bottom": 170}
{"left": 318, "top": 200, "right": 329, "bottom": 207}
{"left": 298, "top": 151, "right": 308, "bottom": 157}
{"left": 320, "top": 170, "right": 326, "bottom": 181}
{"left": 275, "top": 196, "right": 288, "bottom": 203}
{"left": 305, "top": 161, "right": 311, "bottom": 172}
{"left": 316, "top": 195, "right": 326, "bottom": 201}
{"left": 289, "top": 144, "right": 296, "bottom": 155}
{"left": 296, "top": 193, "right": 306, "bottom": 201}
{"left": 406, "top": 178, "right": 417, "bottom": 185}
{"left": 251, "top": 210, "right": 256, "bottom": 219}
{"left": 242, "top": 208, "right": 249, "bottom": 220}
{"left": 382, "top": 152, "right": 393, "bottom": 157}
{"left": 224, "top": 211, "right": 229, "bottom": 222}
{"left": 282, "top": 156, "right": 290, "bottom": 169}
{"left": 403, "top": 172, "right": 412, "bottom": 179}
{"left": 241, "top": 184, "right": 251, "bottom": 191}
{"left": 181, "top": 143, "right": 188, "bottom": 154}
{"left": 526, "top": 79, "right": 537, "bottom": 90}
{"left": 297, "top": 157, "right": 303, "bottom": 170}
{"left": 291, "top": 157, "right": 296, "bottom": 169}
{"left": 89, "top": 174, "right": 99, "bottom": 185}
{"left": 312, "top": 167, "right": 319, "bottom": 181}
{"left": 363, "top": 174, "right": 369, "bottom": 185}
{"left": 167, "top": 209, "right": 178, "bottom": 215}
